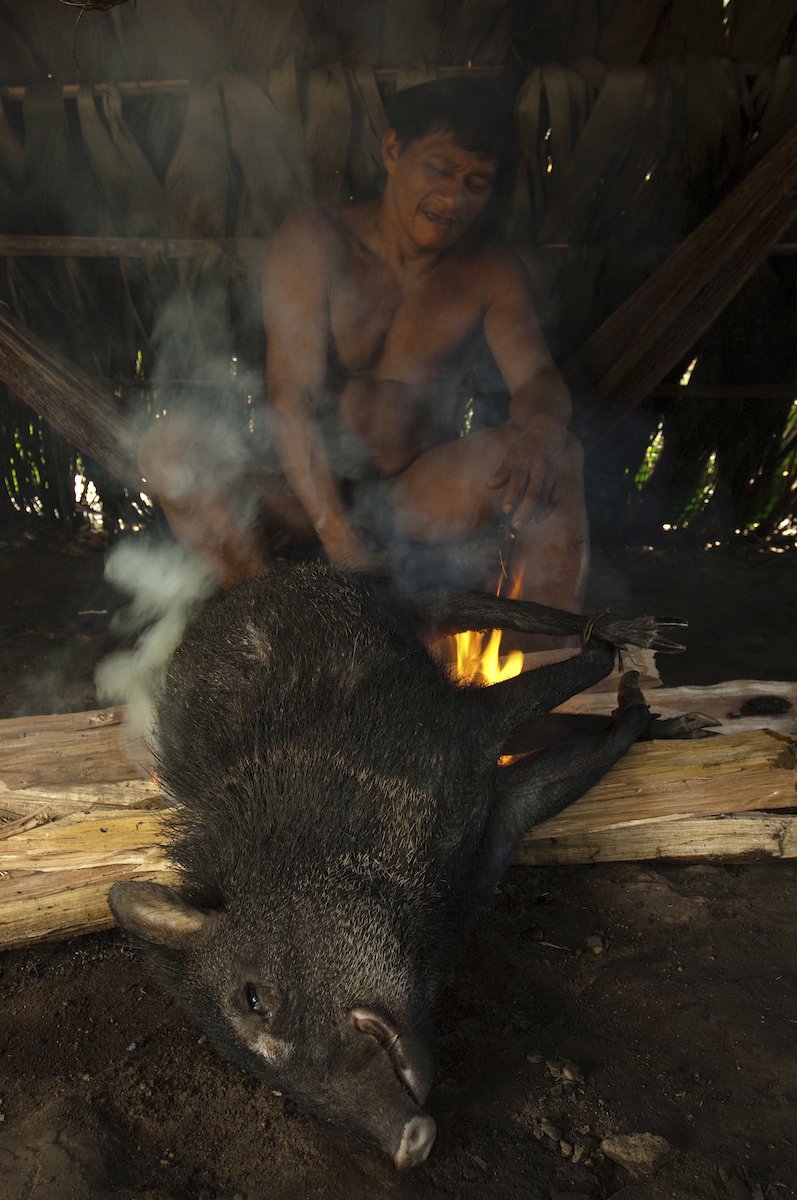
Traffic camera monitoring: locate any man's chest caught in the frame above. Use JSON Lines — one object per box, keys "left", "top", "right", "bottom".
{"left": 328, "top": 256, "right": 485, "bottom": 383}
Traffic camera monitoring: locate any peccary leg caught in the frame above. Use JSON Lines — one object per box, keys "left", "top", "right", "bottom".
{"left": 410, "top": 589, "right": 687, "bottom": 653}
{"left": 503, "top": 709, "right": 721, "bottom": 755}
{"left": 481, "top": 638, "right": 618, "bottom": 740}
{"left": 474, "top": 673, "right": 651, "bottom": 899}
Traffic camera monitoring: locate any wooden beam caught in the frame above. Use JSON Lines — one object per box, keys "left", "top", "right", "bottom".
{"left": 1, "top": 234, "right": 795, "bottom": 262}
{"left": 0, "top": 68, "right": 506, "bottom": 103}
{"left": 0, "top": 235, "right": 260, "bottom": 259}
{"left": 0, "top": 64, "right": 776, "bottom": 103}
{"left": 569, "top": 120, "right": 797, "bottom": 441}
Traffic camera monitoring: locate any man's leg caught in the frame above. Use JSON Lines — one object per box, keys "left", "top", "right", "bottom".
{"left": 138, "top": 414, "right": 316, "bottom": 588}
{"left": 389, "top": 424, "right": 589, "bottom": 615}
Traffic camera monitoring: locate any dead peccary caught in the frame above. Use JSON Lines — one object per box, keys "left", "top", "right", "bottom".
{"left": 109, "top": 563, "right": 707, "bottom": 1168}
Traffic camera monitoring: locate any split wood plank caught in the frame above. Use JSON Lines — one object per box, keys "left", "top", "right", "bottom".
{"left": 518, "top": 813, "right": 797, "bottom": 867}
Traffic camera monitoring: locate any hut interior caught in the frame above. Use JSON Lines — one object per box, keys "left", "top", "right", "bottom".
{"left": 0, "top": 3, "right": 796, "bottom": 1200}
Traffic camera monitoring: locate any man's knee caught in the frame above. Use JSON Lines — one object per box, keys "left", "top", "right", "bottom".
{"left": 561, "top": 432, "right": 584, "bottom": 480}
{"left": 551, "top": 433, "right": 585, "bottom": 511}
{"left": 137, "top": 413, "right": 198, "bottom": 494}
{"left": 138, "top": 413, "right": 255, "bottom": 505}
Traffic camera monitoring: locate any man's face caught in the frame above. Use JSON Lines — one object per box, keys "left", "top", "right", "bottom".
{"left": 382, "top": 130, "right": 497, "bottom": 252}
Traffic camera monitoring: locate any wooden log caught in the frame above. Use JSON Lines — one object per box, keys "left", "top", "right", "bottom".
{"left": 517, "top": 813, "right": 797, "bottom": 867}
{"left": 0, "top": 308, "right": 141, "bottom": 485}
{"left": 0, "top": 705, "right": 153, "bottom": 791}
{"left": 0, "top": 704, "right": 794, "bottom": 949}
{"left": 569, "top": 120, "right": 797, "bottom": 441}
{"left": 0, "top": 234, "right": 794, "bottom": 266}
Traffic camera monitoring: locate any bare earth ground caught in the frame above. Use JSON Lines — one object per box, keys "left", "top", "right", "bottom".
{"left": 0, "top": 534, "right": 795, "bottom": 1200}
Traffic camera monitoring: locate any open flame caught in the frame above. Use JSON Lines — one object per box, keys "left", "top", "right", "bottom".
{"left": 448, "top": 564, "right": 526, "bottom": 686}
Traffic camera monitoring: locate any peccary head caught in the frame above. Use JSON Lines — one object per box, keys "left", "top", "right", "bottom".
{"left": 110, "top": 864, "right": 441, "bottom": 1168}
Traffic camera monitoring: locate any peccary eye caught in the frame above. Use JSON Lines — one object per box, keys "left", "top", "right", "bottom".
{"left": 245, "top": 983, "right": 270, "bottom": 1018}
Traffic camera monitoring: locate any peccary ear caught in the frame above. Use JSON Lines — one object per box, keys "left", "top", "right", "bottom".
{"left": 109, "top": 881, "right": 218, "bottom": 950}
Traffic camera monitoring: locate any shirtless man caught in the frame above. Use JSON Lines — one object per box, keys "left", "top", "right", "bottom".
{"left": 140, "top": 80, "right": 588, "bottom": 611}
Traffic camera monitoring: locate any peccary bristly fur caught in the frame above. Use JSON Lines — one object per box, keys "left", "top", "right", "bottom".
{"left": 110, "top": 562, "right": 702, "bottom": 1168}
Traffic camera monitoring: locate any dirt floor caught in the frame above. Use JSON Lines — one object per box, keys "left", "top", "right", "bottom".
{"left": 0, "top": 533, "right": 795, "bottom": 1200}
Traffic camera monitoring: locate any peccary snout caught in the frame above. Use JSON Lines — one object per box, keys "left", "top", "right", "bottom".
{"left": 109, "top": 878, "right": 438, "bottom": 1167}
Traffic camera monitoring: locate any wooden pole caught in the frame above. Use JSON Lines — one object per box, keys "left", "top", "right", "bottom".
{"left": 1, "top": 234, "right": 795, "bottom": 262}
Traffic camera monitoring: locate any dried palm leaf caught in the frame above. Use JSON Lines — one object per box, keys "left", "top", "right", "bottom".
{"left": 123, "top": 0, "right": 233, "bottom": 78}
{"left": 748, "top": 57, "right": 797, "bottom": 239}
{"left": 0, "top": 102, "right": 24, "bottom": 185}
{"left": 5, "top": 2, "right": 113, "bottom": 80}
{"left": 382, "top": 1, "right": 448, "bottom": 67}
{"left": 749, "top": 57, "right": 797, "bottom": 158}
{"left": 511, "top": 0, "right": 601, "bottom": 64}
{"left": 506, "top": 69, "right": 544, "bottom": 240}
{"left": 508, "top": 62, "right": 604, "bottom": 240}
{"left": 76, "top": 84, "right": 167, "bottom": 236}
{"left": 436, "top": 0, "right": 516, "bottom": 66}
{"left": 308, "top": 0, "right": 383, "bottom": 66}
{"left": 648, "top": 0, "right": 727, "bottom": 58}
{"left": 728, "top": 0, "right": 797, "bottom": 61}
{"left": 305, "top": 63, "right": 352, "bottom": 206}
{"left": 677, "top": 57, "right": 742, "bottom": 208}
{"left": 345, "top": 66, "right": 388, "bottom": 198}
{"left": 165, "top": 82, "right": 230, "bottom": 238}
{"left": 227, "top": 0, "right": 312, "bottom": 71}
{"left": 514, "top": 243, "right": 607, "bottom": 361}
{"left": 598, "top": 0, "right": 669, "bottom": 62}
{"left": 0, "top": 9, "right": 40, "bottom": 81}
{"left": 220, "top": 70, "right": 311, "bottom": 237}
{"left": 538, "top": 66, "right": 652, "bottom": 243}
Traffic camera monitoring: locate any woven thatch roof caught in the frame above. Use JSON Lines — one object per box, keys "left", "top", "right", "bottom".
{"left": 0, "top": 0, "right": 795, "bottom": 542}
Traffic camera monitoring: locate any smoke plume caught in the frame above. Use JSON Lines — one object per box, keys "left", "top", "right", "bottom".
{"left": 95, "top": 539, "right": 215, "bottom": 747}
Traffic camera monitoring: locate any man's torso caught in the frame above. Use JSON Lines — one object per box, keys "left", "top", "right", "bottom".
{"left": 320, "top": 202, "right": 495, "bottom": 477}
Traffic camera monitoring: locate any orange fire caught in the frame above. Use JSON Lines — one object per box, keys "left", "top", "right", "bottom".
{"left": 448, "top": 564, "right": 526, "bottom": 686}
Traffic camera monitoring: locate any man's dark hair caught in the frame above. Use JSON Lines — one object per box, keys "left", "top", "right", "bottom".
{"left": 384, "top": 78, "right": 514, "bottom": 169}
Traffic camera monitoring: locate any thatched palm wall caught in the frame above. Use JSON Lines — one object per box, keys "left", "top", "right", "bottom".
{"left": 0, "top": 0, "right": 795, "bottom": 541}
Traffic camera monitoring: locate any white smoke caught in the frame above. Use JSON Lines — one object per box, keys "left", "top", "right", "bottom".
{"left": 95, "top": 540, "right": 216, "bottom": 748}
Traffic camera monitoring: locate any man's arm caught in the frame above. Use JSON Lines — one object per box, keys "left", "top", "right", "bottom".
{"left": 482, "top": 247, "right": 573, "bottom": 528}
{"left": 262, "top": 213, "right": 372, "bottom": 568}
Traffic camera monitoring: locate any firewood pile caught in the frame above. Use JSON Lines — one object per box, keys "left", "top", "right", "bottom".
{"left": 1, "top": 679, "right": 795, "bottom": 952}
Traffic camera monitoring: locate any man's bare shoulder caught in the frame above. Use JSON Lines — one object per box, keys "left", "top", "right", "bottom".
{"left": 266, "top": 208, "right": 341, "bottom": 271}
{"left": 269, "top": 204, "right": 376, "bottom": 266}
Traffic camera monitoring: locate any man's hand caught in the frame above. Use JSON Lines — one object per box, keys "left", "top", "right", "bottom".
{"left": 322, "top": 524, "right": 377, "bottom": 573}
{"left": 487, "top": 417, "right": 568, "bottom": 529}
